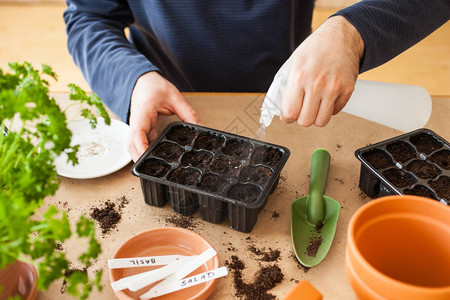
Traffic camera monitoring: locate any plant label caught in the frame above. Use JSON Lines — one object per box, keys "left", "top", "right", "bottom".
{"left": 140, "top": 267, "right": 228, "bottom": 299}
{"left": 108, "top": 254, "right": 188, "bottom": 269}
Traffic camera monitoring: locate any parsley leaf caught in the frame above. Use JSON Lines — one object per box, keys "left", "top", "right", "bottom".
{"left": 0, "top": 62, "right": 108, "bottom": 297}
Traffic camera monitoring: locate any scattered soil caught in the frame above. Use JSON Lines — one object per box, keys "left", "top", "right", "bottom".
{"left": 198, "top": 173, "right": 230, "bottom": 194}
{"left": 239, "top": 166, "right": 273, "bottom": 185}
{"left": 223, "top": 241, "right": 237, "bottom": 252}
{"left": 228, "top": 184, "right": 262, "bottom": 203}
{"left": 305, "top": 221, "right": 324, "bottom": 257}
{"left": 271, "top": 211, "right": 280, "bottom": 220}
{"left": 168, "top": 167, "right": 201, "bottom": 186}
{"left": 429, "top": 176, "right": 450, "bottom": 201}
{"left": 386, "top": 141, "right": 417, "bottom": 163}
{"left": 225, "top": 255, "right": 284, "bottom": 300}
{"left": 315, "top": 221, "right": 324, "bottom": 232}
{"left": 290, "top": 252, "right": 310, "bottom": 273}
{"left": 359, "top": 191, "right": 367, "bottom": 200}
{"left": 227, "top": 255, "right": 245, "bottom": 270}
{"left": 118, "top": 195, "right": 129, "bottom": 209}
{"left": 60, "top": 268, "right": 87, "bottom": 294}
{"left": 55, "top": 243, "right": 63, "bottom": 251}
{"left": 164, "top": 214, "right": 199, "bottom": 230}
{"left": 306, "top": 236, "right": 323, "bottom": 257}
{"left": 181, "top": 150, "right": 213, "bottom": 169}
{"left": 382, "top": 168, "right": 416, "bottom": 188}
{"left": 166, "top": 125, "right": 197, "bottom": 146}
{"left": 152, "top": 142, "right": 184, "bottom": 162}
{"left": 404, "top": 185, "right": 436, "bottom": 200}
{"left": 58, "top": 201, "right": 71, "bottom": 212}
{"left": 193, "top": 132, "right": 224, "bottom": 151}
{"left": 251, "top": 146, "right": 282, "bottom": 167}
{"left": 363, "top": 149, "right": 394, "bottom": 169}
{"left": 90, "top": 200, "right": 122, "bottom": 235}
{"left": 222, "top": 139, "right": 254, "bottom": 159}
{"left": 410, "top": 133, "right": 442, "bottom": 154}
{"left": 406, "top": 160, "right": 441, "bottom": 179}
{"left": 279, "top": 174, "right": 287, "bottom": 184}
{"left": 332, "top": 177, "right": 345, "bottom": 185}
{"left": 137, "top": 158, "right": 171, "bottom": 177}
{"left": 430, "top": 150, "right": 450, "bottom": 170}
{"left": 248, "top": 245, "right": 281, "bottom": 262}
{"left": 209, "top": 156, "right": 242, "bottom": 177}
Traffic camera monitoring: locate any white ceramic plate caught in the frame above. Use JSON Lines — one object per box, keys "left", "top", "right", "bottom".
{"left": 55, "top": 118, "right": 131, "bottom": 179}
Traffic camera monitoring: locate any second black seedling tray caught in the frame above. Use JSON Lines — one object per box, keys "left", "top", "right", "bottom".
{"left": 131, "top": 122, "right": 290, "bottom": 233}
{"left": 355, "top": 128, "right": 449, "bottom": 205}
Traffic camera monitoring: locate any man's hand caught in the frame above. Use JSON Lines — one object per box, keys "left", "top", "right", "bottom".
{"left": 280, "top": 15, "right": 364, "bottom": 127}
{"left": 127, "top": 71, "right": 201, "bottom": 161}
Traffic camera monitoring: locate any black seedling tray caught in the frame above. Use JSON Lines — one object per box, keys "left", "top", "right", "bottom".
{"left": 131, "top": 121, "right": 290, "bottom": 233}
{"left": 355, "top": 128, "right": 449, "bottom": 205}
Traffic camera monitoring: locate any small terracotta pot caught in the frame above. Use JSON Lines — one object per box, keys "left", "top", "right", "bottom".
{"left": 346, "top": 195, "right": 450, "bottom": 300}
{"left": 110, "top": 227, "right": 220, "bottom": 300}
{"left": 0, "top": 260, "right": 38, "bottom": 300}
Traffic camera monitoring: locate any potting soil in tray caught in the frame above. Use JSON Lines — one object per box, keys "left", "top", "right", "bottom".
{"left": 355, "top": 128, "right": 450, "bottom": 205}
{"left": 131, "top": 122, "right": 290, "bottom": 233}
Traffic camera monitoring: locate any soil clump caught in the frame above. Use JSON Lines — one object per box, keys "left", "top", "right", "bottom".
{"left": 363, "top": 149, "right": 393, "bottom": 169}
{"left": 152, "top": 142, "right": 183, "bottom": 162}
{"left": 239, "top": 166, "right": 273, "bottom": 185}
{"left": 382, "top": 168, "right": 416, "bottom": 188}
{"left": 225, "top": 255, "right": 283, "bottom": 300}
{"left": 404, "top": 185, "right": 436, "bottom": 199}
{"left": 222, "top": 139, "right": 254, "bottom": 159}
{"left": 138, "top": 158, "right": 170, "bottom": 177}
{"left": 429, "top": 176, "right": 450, "bottom": 201}
{"left": 406, "top": 160, "right": 441, "bottom": 179}
{"left": 248, "top": 245, "right": 281, "bottom": 262}
{"left": 209, "top": 156, "right": 242, "bottom": 177}
{"left": 166, "top": 125, "right": 197, "bottom": 146}
{"left": 193, "top": 132, "right": 224, "bottom": 151}
{"left": 410, "top": 133, "right": 442, "bottom": 154}
{"left": 386, "top": 141, "right": 416, "bottom": 163}
{"left": 430, "top": 150, "right": 450, "bottom": 170}
{"left": 91, "top": 201, "right": 121, "bottom": 235}
{"left": 251, "top": 146, "right": 282, "bottom": 167}
{"left": 181, "top": 150, "right": 213, "bottom": 169}
{"left": 164, "top": 214, "right": 199, "bottom": 230}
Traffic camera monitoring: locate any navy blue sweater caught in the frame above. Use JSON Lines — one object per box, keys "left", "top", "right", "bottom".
{"left": 64, "top": 0, "right": 449, "bottom": 122}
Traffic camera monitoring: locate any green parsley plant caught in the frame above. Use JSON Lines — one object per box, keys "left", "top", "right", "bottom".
{"left": 0, "top": 62, "right": 108, "bottom": 299}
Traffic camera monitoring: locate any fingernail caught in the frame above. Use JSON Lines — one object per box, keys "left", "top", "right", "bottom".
{"left": 280, "top": 116, "right": 295, "bottom": 124}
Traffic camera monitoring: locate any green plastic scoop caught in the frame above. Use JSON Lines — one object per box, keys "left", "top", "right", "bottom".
{"left": 291, "top": 149, "right": 340, "bottom": 267}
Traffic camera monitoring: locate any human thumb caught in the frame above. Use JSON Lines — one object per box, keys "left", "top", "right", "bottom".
{"left": 170, "top": 95, "right": 201, "bottom": 125}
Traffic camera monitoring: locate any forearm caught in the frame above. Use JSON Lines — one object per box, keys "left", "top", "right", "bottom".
{"left": 333, "top": 0, "right": 450, "bottom": 73}
{"left": 64, "top": 0, "right": 158, "bottom": 122}
{"left": 314, "top": 15, "right": 365, "bottom": 74}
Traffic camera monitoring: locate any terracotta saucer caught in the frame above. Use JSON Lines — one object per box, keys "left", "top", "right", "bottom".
{"left": 109, "top": 227, "right": 220, "bottom": 300}
{"left": 0, "top": 261, "right": 37, "bottom": 300}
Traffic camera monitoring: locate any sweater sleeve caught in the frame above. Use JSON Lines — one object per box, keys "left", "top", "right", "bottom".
{"left": 63, "top": 0, "right": 159, "bottom": 122}
{"left": 333, "top": 0, "right": 450, "bottom": 73}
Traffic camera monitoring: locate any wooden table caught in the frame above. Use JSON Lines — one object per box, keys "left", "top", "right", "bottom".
{"left": 42, "top": 93, "right": 449, "bottom": 299}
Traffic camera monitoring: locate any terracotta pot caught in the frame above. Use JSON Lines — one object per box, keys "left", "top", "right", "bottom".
{"left": 110, "top": 227, "right": 220, "bottom": 300}
{"left": 0, "top": 260, "right": 38, "bottom": 300}
{"left": 346, "top": 195, "right": 450, "bottom": 300}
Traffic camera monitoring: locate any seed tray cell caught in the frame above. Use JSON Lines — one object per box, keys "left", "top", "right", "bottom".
{"left": 131, "top": 121, "right": 290, "bottom": 233}
{"left": 355, "top": 128, "right": 450, "bottom": 205}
